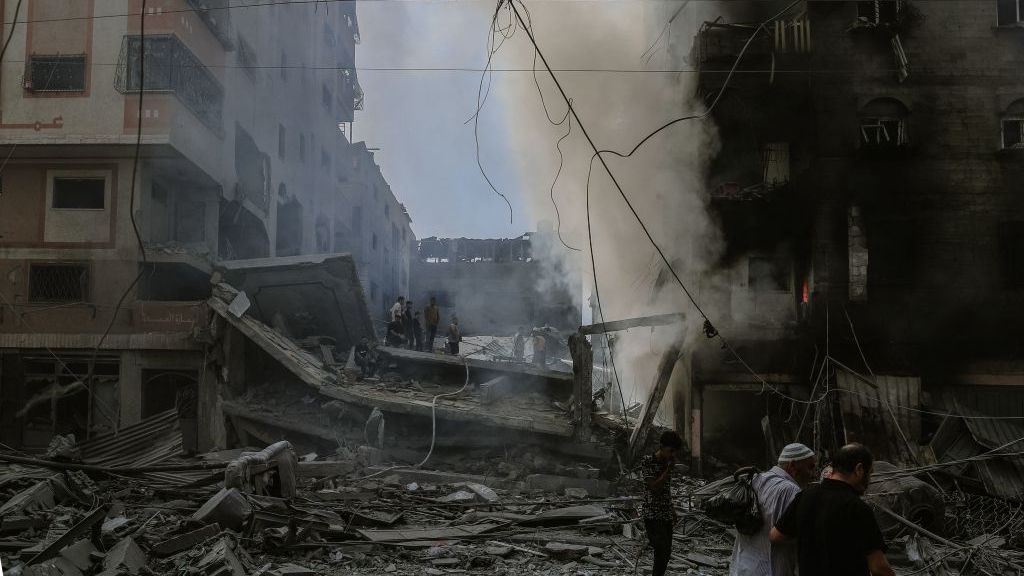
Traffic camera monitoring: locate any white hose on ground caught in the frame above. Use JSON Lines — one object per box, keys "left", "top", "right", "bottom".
{"left": 350, "top": 352, "right": 472, "bottom": 481}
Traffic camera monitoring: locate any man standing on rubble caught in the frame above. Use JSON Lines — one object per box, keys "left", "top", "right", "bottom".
{"left": 447, "top": 315, "right": 462, "bottom": 355}
{"left": 391, "top": 296, "right": 405, "bottom": 324}
{"left": 513, "top": 326, "right": 526, "bottom": 361}
{"left": 729, "top": 443, "right": 816, "bottom": 576}
{"left": 424, "top": 296, "right": 441, "bottom": 352}
{"left": 770, "top": 443, "right": 895, "bottom": 576}
{"left": 403, "top": 300, "right": 415, "bottom": 349}
{"left": 638, "top": 430, "right": 683, "bottom": 576}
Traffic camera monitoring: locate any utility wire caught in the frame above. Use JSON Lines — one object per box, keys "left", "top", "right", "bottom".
{"left": 469, "top": 0, "right": 514, "bottom": 223}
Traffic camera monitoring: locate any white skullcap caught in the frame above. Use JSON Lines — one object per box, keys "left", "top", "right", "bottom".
{"left": 778, "top": 443, "right": 815, "bottom": 463}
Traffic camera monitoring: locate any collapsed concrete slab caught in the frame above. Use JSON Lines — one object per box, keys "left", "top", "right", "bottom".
{"left": 208, "top": 282, "right": 576, "bottom": 440}
{"left": 218, "top": 253, "right": 375, "bottom": 353}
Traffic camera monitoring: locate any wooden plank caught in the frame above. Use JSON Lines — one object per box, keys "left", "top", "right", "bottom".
{"left": 628, "top": 345, "right": 682, "bottom": 466}
{"left": 578, "top": 313, "right": 686, "bottom": 336}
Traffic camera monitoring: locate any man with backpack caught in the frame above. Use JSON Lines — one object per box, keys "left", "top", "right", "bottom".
{"left": 729, "top": 443, "right": 816, "bottom": 576}
{"left": 637, "top": 430, "right": 683, "bottom": 576}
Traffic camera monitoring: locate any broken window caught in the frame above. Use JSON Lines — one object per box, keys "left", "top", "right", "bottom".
{"left": 857, "top": 0, "right": 901, "bottom": 25}
{"left": 174, "top": 200, "right": 206, "bottom": 243}
{"left": 26, "top": 54, "right": 86, "bottom": 92}
{"left": 117, "top": 35, "right": 224, "bottom": 131}
{"left": 139, "top": 262, "right": 211, "bottom": 301}
{"left": 1001, "top": 99, "right": 1024, "bottom": 149}
{"left": 761, "top": 142, "right": 790, "bottom": 188}
{"left": 860, "top": 97, "right": 909, "bottom": 148}
{"left": 276, "top": 199, "right": 303, "bottom": 257}
{"left": 234, "top": 124, "right": 271, "bottom": 211}
{"left": 236, "top": 35, "right": 260, "bottom": 83}
{"left": 322, "top": 84, "right": 332, "bottom": 113}
{"left": 53, "top": 177, "right": 105, "bottom": 209}
{"left": 142, "top": 370, "right": 197, "bottom": 419}
{"left": 29, "top": 263, "right": 88, "bottom": 302}
{"left": 748, "top": 255, "right": 791, "bottom": 291}
{"left": 866, "top": 219, "right": 916, "bottom": 289}
{"left": 998, "top": 0, "right": 1024, "bottom": 25}
{"left": 999, "top": 222, "right": 1024, "bottom": 288}
{"left": 18, "top": 355, "right": 118, "bottom": 448}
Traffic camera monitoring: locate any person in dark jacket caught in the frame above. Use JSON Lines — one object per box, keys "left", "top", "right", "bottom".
{"left": 770, "top": 443, "right": 895, "bottom": 576}
{"left": 413, "top": 311, "right": 424, "bottom": 352}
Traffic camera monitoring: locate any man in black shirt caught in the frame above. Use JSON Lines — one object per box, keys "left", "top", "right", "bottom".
{"left": 637, "top": 430, "right": 683, "bottom": 576}
{"left": 770, "top": 443, "right": 895, "bottom": 576}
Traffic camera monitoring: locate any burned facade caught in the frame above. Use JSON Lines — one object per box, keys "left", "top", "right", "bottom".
{"left": 675, "top": 0, "right": 1024, "bottom": 480}
{"left": 0, "top": 1, "right": 410, "bottom": 451}
{"left": 409, "top": 226, "right": 581, "bottom": 336}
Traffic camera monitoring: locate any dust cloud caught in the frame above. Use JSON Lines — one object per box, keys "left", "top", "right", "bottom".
{"left": 487, "top": 1, "right": 733, "bottom": 416}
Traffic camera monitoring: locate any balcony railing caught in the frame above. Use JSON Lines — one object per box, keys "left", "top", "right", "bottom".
{"left": 115, "top": 35, "right": 224, "bottom": 133}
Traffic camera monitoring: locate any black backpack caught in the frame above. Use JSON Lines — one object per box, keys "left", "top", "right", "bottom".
{"left": 702, "top": 466, "right": 764, "bottom": 535}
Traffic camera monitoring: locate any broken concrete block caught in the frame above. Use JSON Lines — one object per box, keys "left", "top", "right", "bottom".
{"left": 192, "top": 488, "right": 252, "bottom": 531}
{"left": 564, "top": 487, "right": 588, "bottom": 499}
{"left": 544, "top": 542, "right": 589, "bottom": 560}
{"left": 152, "top": 524, "right": 222, "bottom": 557}
{"left": 431, "top": 558, "right": 460, "bottom": 567}
{"left": 22, "top": 557, "right": 84, "bottom": 576}
{"left": 485, "top": 545, "right": 512, "bottom": 557}
{"left": 193, "top": 537, "right": 250, "bottom": 576}
{"left": 357, "top": 445, "right": 383, "bottom": 466}
{"left": 102, "top": 537, "right": 146, "bottom": 574}
{"left": 57, "top": 539, "right": 97, "bottom": 571}
{"left": 0, "top": 479, "right": 56, "bottom": 516}
{"left": 465, "top": 482, "right": 498, "bottom": 502}
{"left": 524, "top": 474, "right": 610, "bottom": 497}
{"left": 436, "top": 490, "right": 475, "bottom": 503}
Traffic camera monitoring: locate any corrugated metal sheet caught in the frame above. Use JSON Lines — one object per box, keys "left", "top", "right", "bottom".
{"left": 837, "top": 369, "right": 920, "bottom": 465}
{"left": 929, "top": 404, "right": 1024, "bottom": 501}
{"left": 79, "top": 409, "right": 182, "bottom": 468}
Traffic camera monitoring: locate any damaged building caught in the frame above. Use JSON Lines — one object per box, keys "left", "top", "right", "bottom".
{"left": 671, "top": 0, "right": 1024, "bottom": 486}
{"left": 409, "top": 224, "right": 581, "bottom": 336}
{"left": 0, "top": 1, "right": 410, "bottom": 451}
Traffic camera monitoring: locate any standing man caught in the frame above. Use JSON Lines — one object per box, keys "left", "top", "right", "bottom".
{"left": 770, "top": 443, "right": 895, "bottom": 576}
{"left": 512, "top": 327, "right": 526, "bottom": 362}
{"left": 637, "top": 430, "right": 683, "bottom": 576}
{"left": 390, "top": 296, "right": 405, "bottom": 324}
{"left": 424, "top": 297, "right": 441, "bottom": 352}
{"left": 730, "top": 443, "right": 816, "bottom": 576}
{"left": 447, "top": 315, "right": 462, "bottom": 355}
{"left": 403, "top": 300, "right": 415, "bottom": 350}
{"left": 412, "top": 311, "right": 424, "bottom": 352}
{"left": 532, "top": 330, "right": 547, "bottom": 367}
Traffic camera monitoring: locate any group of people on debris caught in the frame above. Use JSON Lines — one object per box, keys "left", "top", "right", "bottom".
{"left": 384, "top": 296, "right": 461, "bottom": 354}
{"left": 512, "top": 325, "right": 549, "bottom": 367}
{"left": 640, "top": 431, "right": 895, "bottom": 576}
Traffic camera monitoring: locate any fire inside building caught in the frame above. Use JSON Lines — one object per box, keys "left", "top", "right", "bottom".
{"left": 0, "top": 1, "right": 1021, "bottom": 575}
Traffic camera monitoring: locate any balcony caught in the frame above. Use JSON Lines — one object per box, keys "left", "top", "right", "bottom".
{"left": 115, "top": 35, "right": 224, "bottom": 133}
{"left": 185, "top": 0, "right": 233, "bottom": 49}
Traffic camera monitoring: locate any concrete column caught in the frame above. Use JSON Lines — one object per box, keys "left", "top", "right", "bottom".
{"left": 691, "top": 380, "right": 704, "bottom": 477}
{"left": 118, "top": 351, "right": 142, "bottom": 428}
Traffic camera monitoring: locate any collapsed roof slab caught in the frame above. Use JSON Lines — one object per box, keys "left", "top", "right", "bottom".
{"left": 208, "top": 287, "right": 574, "bottom": 438}
{"left": 378, "top": 346, "right": 574, "bottom": 397}
{"left": 218, "top": 253, "right": 374, "bottom": 353}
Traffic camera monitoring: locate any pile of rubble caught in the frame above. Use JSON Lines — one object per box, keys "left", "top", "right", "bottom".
{"left": 0, "top": 436, "right": 743, "bottom": 576}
